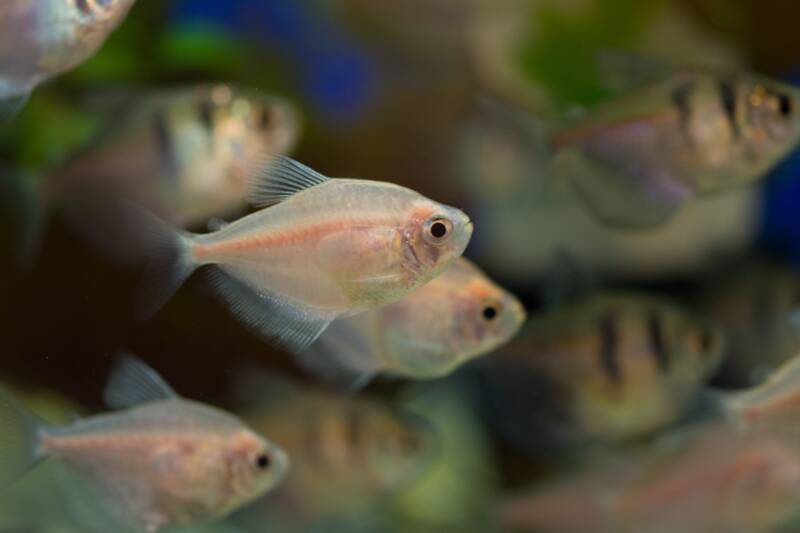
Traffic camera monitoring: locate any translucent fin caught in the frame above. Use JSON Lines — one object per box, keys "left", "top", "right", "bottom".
{"left": 206, "top": 268, "right": 338, "bottom": 352}
{"left": 723, "top": 352, "right": 800, "bottom": 425}
{"left": 297, "top": 319, "right": 381, "bottom": 390}
{"left": 0, "top": 85, "right": 30, "bottom": 123}
{"left": 104, "top": 354, "right": 178, "bottom": 410}
{"left": 245, "top": 155, "right": 329, "bottom": 208}
{"left": 556, "top": 149, "right": 682, "bottom": 229}
{"left": 0, "top": 387, "right": 45, "bottom": 488}
{"left": 206, "top": 217, "right": 230, "bottom": 232}
{"left": 125, "top": 204, "right": 198, "bottom": 320}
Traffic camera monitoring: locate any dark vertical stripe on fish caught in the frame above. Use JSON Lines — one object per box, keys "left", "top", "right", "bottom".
{"left": 671, "top": 81, "right": 695, "bottom": 145}
{"left": 152, "top": 110, "right": 177, "bottom": 178}
{"left": 344, "top": 406, "right": 362, "bottom": 462}
{"left": 75, "top": 0, "right": 93, "bottom": 15}
{"left": 598, "top": 313, "right": 621, "bottom": 384}
{"left": 198, "top": 99, "right": 215, "bottom": 132}
{"left": 718, "top": 79, "right": 740, "bottom": 140}
{"left": 646, "top": 311, "right": 670, "bottom": 372}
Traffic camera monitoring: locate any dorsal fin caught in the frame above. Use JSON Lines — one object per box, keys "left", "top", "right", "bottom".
{"left": 103, "top": 354, "right": 178, "bottom": 410}
{"left": 246, "top": 155, "right": 329, "bottom": 208}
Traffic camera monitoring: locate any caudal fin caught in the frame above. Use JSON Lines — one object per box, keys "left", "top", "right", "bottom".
{"left": 126, "top": 205, "right": 198, "bottom": 320}
{"left": 0, "top": 388, "right": 45, "bottom": 488}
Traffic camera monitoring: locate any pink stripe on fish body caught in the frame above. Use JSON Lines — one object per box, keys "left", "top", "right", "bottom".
{"left": 190, "top": 179, "right": 441, "bottom": 310}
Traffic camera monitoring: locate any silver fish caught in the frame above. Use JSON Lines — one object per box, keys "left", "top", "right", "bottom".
{"left": 300, "top": 257, "right": 525, "bottom": 387}
{"left": 22, "top": 84, "right": 301, "bottom": 265}
{"left": 552, "top": 65, "right": 800, "bottom": 228}
{"left": 0, "top": 356, "right": 288, "bottom": 533}
{"left": 0, "top": 0, "right": 136, "bottom": 119}
{"left": 133, "top": 156, "right": 473, "bottom": 352}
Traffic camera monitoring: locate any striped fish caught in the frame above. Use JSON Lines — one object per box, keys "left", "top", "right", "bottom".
{"left": 552, "top": 66, "right": 800, "bottom": 228}
{"left": 487, "top": 292, "right": 725, "bottom": 445}
{"left": 21, "top": 84, "right": 301, "bottom": 266}
{"left": 233, "top": 373, "right": 436, "bottom": 531}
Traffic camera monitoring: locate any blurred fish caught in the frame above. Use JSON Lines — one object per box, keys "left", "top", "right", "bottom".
{"left": 0, "top": 0, "right": 136, "bottom": 120}
{"left": 501, "top": 354, "right": 800, "bottom": 533}
{"left": 550, "top": 60, "right": 800, "bottom": 228}
{"left": 390, "top": 381, "right": 499, "bottom": 533}
{"left": 696, "top": 260, "right": 800, "bottom": 387}
{"left": 456, "top": 97, "right": 759, "bottom": 285}
{"left": 478, "top": 292, "right": 724, "bottom": 453}
{"left": 0, "top": 356, "right": 288, "bottom": 533}
{"left": 501, "top": 426, "right": 800, "bottom": 533}
{"left": 21, "top": 84, "right": 301, "bottom": 265}
{"left": 232, "top": 373, "right": 436, "bottom": 532}
{"left": 133, "top": 156, "right": 473, "bottom": 352}
{"left": 299, "top": 257, "right": 525, "bottom": 387}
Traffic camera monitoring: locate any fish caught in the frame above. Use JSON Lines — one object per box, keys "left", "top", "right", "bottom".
{"left": 696, "top": 259, "right": 800, "bottom": 387}
{"left": 500, "top": 354, "right": 800, "bottom": 533}
{"left": 550, "top": 61, "right": 800, "bottom": 228}
{"left": 0, "top": 0, "right": 136, "bottom": 120}
{"left": 231, "top": 373, "right": 437, "bottom": 532}
{"left": 478, "top": 292, "right": 724, "bottom": 453}
{"left": 297, "top": 257, "right": 526, "bottom": 387}
{"left": 133, "top": 156, "right": 473, "bottom": 352}
{"left": 0, "top": 356, "right": 289, "bottom": 533}
{"left": 21, "top": 84, "right": 301, "bottom": 265}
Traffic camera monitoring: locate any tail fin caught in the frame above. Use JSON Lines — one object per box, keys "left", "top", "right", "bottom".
{"left": 722, "top": 352, "right": 800, "bottom": 426}
{"left": 0, "top": 387, "right": 46, "bottom": 488}
{"left": 126, "top": 204, "right": 198, "bottom": 320}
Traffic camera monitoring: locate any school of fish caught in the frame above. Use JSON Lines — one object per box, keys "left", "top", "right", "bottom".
{"left": 4, "top": 2, "right": 800, "bottom": 533}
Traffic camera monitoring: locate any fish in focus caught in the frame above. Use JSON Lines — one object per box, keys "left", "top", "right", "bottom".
{"left": 299, "top": 257, "right": 526, "bottom": 387}
{"left": 0, "top": 356, "right": 289, "bottom": 533}
{"left": 696, "top": 259, "right": 800, "bottom": 387}
{"left": 231, "top": 373, "right": 437, "bottom": 532}
{"left": 550, "top": 63, "right": 800, "bottom": 228}
{"left": 134, "top": 156, "right": 473, "bottom": 352}
{"left": 501, "top": 353, "right": 800, "bottom": 533}
{"left": 477, "top": 292, "right": 724, "bottom": 454}
{"left": 0, "top": 0, "right": 136, "bottom": 119}
{"left": 21, "top": 84, "right": 301, "bottom": 265}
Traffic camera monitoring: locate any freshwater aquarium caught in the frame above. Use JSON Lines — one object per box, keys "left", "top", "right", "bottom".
{"left": 2, "top": 1, "right": 800, "bottom": 531}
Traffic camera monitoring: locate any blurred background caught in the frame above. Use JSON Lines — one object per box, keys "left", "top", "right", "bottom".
{"left": 4, "top": 1, "right": 800, "bottom": 531}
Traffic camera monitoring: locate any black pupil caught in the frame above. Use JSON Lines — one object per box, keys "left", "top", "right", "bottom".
{"left": 430, "top": 221, "right": 448, "bottom": 239}
{"left": 483, "top": 306, "right": 498, "bottom": 320}
{"left": 780, "top": 94, "right": 793, "bottom": 117}
{"left": 256, "top": 454, "right": 270, "bottom": 469}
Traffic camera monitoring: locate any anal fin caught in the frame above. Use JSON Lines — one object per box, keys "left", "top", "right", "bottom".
{"left": 206, "top": 268, "right": 337, "bottom": 353}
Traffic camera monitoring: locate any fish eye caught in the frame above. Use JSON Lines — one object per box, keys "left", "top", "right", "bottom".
{"left": 779, "top": 94, "right": 793, "bottom": 117}
{"left": 423, "top": 216, "right": 453, "bottom": 245}
{"left": 482, "top": 305, "right": 499, "bottom": 321}
{"left": 255, "top": 453, "right": 270, "bottom": 469}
